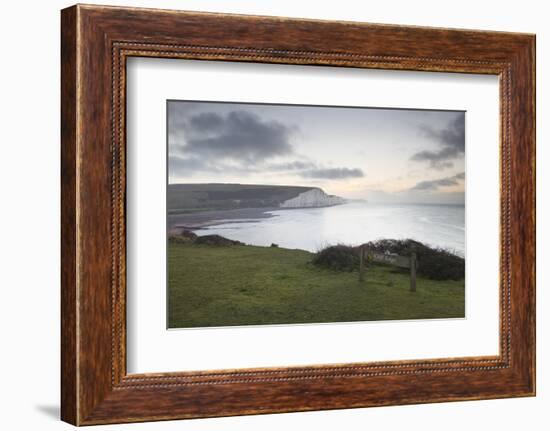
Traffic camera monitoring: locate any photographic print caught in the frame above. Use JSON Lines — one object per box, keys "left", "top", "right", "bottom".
{"left": 167, "top": 100, "right": 466, "bottom": 329}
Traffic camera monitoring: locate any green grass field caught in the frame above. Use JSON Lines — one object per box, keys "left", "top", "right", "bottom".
{"left": 168, "top": 242, "right": 465, "bottom": 328}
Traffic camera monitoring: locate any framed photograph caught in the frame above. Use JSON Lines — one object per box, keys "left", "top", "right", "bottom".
{"left": 61, "top": 4, "right": 535, "bottom": 425}
{"left": 164, "top": 100, "right": 466, "bottom": 329}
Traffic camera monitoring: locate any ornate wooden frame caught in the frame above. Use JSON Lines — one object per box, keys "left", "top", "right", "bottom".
{"left": 61, "top": 4, "right": 535, "bottom": 425}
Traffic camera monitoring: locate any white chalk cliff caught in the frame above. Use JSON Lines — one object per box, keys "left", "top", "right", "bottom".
{"left": 280, "top": 188, "right": 346, "bottom": 208}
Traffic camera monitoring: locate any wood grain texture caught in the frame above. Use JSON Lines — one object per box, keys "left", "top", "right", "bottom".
{"left": 60, "top": 4, "right": 536, "bottom": 425}
{"left": 60, "top": 5, "right": 78, "bottom": 425}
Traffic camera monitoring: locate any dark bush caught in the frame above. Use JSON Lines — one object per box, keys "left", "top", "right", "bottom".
{"left": 194, "top": 234, "right": 244, "bottom": 246}
{"left": 313, "top": 239, "right": 464, "bottom": 281}
{"left": 180, "top": 229, "right": 198, "bottom": 240}
{"left": 362, "top": 239, "right": 464, "bottom": 281}
{"left": 312, "top": 245, "right": 359, "bottom": 272}
{"left": 168, "top": 229, "right": 197, "bottom": 244}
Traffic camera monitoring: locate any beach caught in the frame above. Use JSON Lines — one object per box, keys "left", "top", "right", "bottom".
{"left": 168, "top": 207, "right": 276, "bottom": 233}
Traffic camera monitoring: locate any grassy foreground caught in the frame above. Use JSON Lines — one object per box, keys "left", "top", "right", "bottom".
{"left": 168, "top": 243, "right": 465, "bottom": 328}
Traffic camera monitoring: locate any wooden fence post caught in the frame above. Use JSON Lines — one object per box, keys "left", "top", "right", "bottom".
{"left": 410, "top": 252, "right": 417, "bottom": 292}
{"left": 359, "top": 246, "right": 365, "bottom": 282}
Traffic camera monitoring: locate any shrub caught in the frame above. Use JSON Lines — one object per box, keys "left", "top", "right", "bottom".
{"left": 168, "top": 229, "right": 197, "bottom": 244}
{"left": 362, "top": 239, "right": 464, "bottom": 281}
{"left": 312, "top": 245, "right": 359, "bottom": 272}
{"left": 313, "top": 239, "right": 464, "bottom": 281}
{"left": 194, "top": 234, "right": 244, "bottom": 246}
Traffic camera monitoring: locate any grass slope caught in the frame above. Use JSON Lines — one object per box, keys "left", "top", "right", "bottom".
{"left": 168, "top": 243, "right": 465, "bottom": 328}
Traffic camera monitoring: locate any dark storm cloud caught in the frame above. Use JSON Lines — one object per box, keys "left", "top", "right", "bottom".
{"left": 168, "top": 103, "right": 365, "bottom": 180}
{"left": 300, "top": 167, "right": 365, "bottom": 179}
{"left": 266, "top": 160, "right": 364, "bottom": 179}
{"left": 178, "top": 110, "right": 295, "bottom": 162}
{"left": 187, "top": 111, "right": 225, "bottom": 130}
{"left": 409, "top": 172, "right": 465, "bottom": 192}
{"left": 410, "top": 114, "right": 465, "bottom": 170}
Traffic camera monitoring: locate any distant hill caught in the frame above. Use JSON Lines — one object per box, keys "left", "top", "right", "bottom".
{"left": 168, "top": 183, "right": 345, "bottom": 214}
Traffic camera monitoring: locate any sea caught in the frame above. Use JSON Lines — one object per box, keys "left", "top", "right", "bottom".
{"left": 193, "top": 202, "right": 465, "bottom": 257}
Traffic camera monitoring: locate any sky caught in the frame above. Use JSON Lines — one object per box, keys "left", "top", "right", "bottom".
{"left": 167, "top": 100, "right": 465, "bottom": 204}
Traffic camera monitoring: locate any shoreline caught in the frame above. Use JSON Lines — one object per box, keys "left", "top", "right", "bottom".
{"left": 167, "top": 203, "right": 349, "bottom": 233}
{"left": 168, "top": 207, "right": 278, "bottom": 233}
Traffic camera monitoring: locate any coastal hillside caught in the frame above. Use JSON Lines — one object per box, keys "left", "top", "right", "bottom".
{"left": 168, "top": 183, "right": 345, "bottom": 214}
{"left": 168, "top": 240, "right": 465, "bottom": 328}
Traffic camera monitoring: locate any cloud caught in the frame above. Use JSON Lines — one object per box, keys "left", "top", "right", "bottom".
{"left": 300, "top": 167, "right": 365, "bottom": 179}
{"left": 267, "top": 161, "right": 364, "bottom": 179}
{"left": 361, "top": 171, "right": 465, "bottom": 204}
{"left": 410, "top": 114, "right": 465, "bottom": 169}
{"left": 173, "top": 110, "right": 295, "bottom": 163}
{"left": 454, "top": 172, "right": 465, "bottom": 180}
{"left": 168, "top": 156, "right": 220, "bottom": 176}
{"left": 267, "top": 160, "right": 316, "bottom": 171}
{"left": 409, "top": 172, "right": 465, "bottom": 192}
{"left": 168, "top": 104, "right": 365, "bottom": 181}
